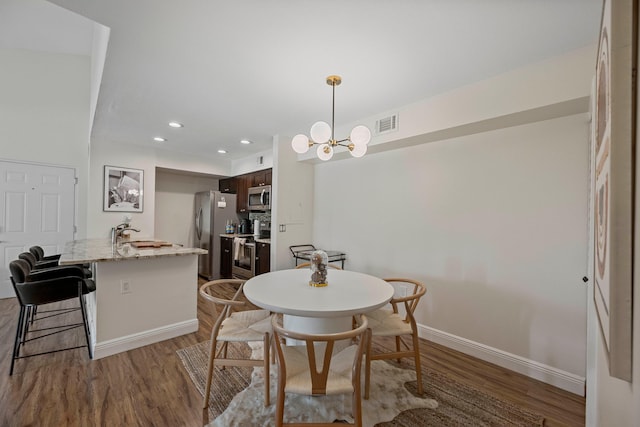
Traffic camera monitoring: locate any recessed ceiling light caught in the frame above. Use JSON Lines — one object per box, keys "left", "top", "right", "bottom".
{"left": 168, "top": 121, "right": 183, "bottom": 128}
{"left": 218, "top": 149, "right": 227, "bottom": 154}
{"left": 154, "top": 137, "right": 166, "bottom": 142}
{"left": 240, "top": 139, "right": 251, "bottom": 144}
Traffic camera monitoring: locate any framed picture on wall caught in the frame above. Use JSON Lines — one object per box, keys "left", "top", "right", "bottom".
{"left": 103, "top": 165, "right": 144, "bottom": 212}
{"left": 592, "top": 0, "right": 635, "bottom": 382}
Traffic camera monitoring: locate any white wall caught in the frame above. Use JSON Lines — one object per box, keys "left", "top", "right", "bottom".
{"left": 88, "top": 140, "right": 230, "bottom": 240}
{"left": 232, "top": 148, "right": 274, "bottom": 176}
{"left": 154, "top": 170, "right": 219, "bottom": 247}
{"left": 297, "top": 45, "right": 595, "bottom": 163}
{"left": 0, "top": 47, "right": 91, "bottom": 238}
{"left": 88, "top": 140, "right": 157, "bottom": 239}
{"left": 271, "top": 134, "right": 314, "bottom": 270}
{"left": 267, "top": 47, "right": 597, "bottom": 394}
{"left": 89, "top": 23, "right": 109, "bottom": 136}
{"left": 312, "top": 113, "right": 590, "bottom": 384}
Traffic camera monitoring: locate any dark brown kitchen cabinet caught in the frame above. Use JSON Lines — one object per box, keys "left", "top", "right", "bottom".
{"left": 220, "top": 237, "right": 233, "bottom": 278}
{"left": 255, "top": 242, "right": 270, "bottom": 275}
{"left": 236, "top": 175, "right": 249, "bottom": 213}
{"left": 219, "top": 177, "right": 236, "bottom": 194}
{"left": 223, "top": 168, "right": 272, "bottom": 213}
{"left": 251, "top": 169, "right": 271, "bottom": 187}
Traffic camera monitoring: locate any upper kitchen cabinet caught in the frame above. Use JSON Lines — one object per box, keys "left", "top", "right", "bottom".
{"left": 219, "top": 177, "right": 236, "bottom": 193}
{"left": 236, "top": 174, "right": 249, "bottom": 213}
{"left": 224, "top": 168, "right": 272, "bottom": 213}
{"left": 251, "top": 169, "right": 272, "bottom": 187}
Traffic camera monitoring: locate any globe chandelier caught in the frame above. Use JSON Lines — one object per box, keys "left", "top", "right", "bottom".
{"left": 291, "top": 75, "right": 371, "bottom": 161}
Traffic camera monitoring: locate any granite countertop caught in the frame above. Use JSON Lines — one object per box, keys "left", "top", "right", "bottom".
{"left": 220, "top": 233, "right": 270, "bottom": 244}
{"left": 58, "top": 239, "right": 207, "bottom": 264}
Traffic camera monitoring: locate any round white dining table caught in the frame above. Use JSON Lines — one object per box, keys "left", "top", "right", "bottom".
{"left": 243, "top": 269, "right": 394, "bottom": 334}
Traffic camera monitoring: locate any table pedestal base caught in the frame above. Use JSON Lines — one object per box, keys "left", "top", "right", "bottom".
{"left": 283, "top": 315, "right": 352, "bottom": 346}
{"left": 283, "top": 314, "right": 352, "bottom": 334}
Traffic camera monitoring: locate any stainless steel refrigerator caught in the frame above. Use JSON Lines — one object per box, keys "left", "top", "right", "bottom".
{"left": 194, "top": 191, "right": 238, "bottom": 280}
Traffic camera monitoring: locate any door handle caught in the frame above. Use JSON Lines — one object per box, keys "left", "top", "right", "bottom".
{"left": 195, "top": 208, "right": 202, "bottom": 240}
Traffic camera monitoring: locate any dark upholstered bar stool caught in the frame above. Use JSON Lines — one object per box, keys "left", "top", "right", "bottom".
{"left": 8, "top": 259, "right": 94, "bottom": 375}
{"left": 19, "top": 252, "right": 92, "bottom": 278}
{"left": 29, "top": 245, "right": 91, "bottom": 270}
{"left": 29, "top": 245, "right": 61, "bottom": 263}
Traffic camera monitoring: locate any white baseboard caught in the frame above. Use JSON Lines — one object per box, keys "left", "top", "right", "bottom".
{"left": 418, "top": 324, "right": 585, "bottom": 396}
{"left": 93, "top": 319, "right": 199, "bottom": 360}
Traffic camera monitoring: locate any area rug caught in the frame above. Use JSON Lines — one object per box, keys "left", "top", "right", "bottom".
{"left": 177, "top": 341, "right": 544, "bottom": 426}
{"left": 177, "top": 341, "right": 436, "bottom": 426}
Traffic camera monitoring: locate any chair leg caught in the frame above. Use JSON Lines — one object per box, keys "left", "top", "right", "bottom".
{"left": 82, "top": 294, "right": 91, "bottom": 336}
{"left": 202, "top": 337, "right": 218, "bottom": 409}
{"left": 395, "top": 336, "right": 402, "bottom": 363}
{"left": 220, "top": 342, "right": 228, "bottom": 371}
{"left": 263, "top": 333, "right": 270, "bottom": 406}
{"left": 10, "top": 305, "right": 26, "bottom": 376}
{"left": 353, "top": 388, "right": 363, "bottom": 427}
{"left": 364, "top": 329, "right": 372, "bottom": 400}
{"left": 17, "top": 305, "right": 32, "bottom": 358}
{"left": 275, "top": 380, "right": 285, "bottom": 427}
{"left": 411, "top": 331, "right": 423, "bottom": 395}
{"left": 353, "top": 327, "right": 365, "bottom": 427}
{"left": 78, "top": 290, "right": 93, "bottom": 359}
{"left": 22, "top": 306, "right": 32, "bottom": 340}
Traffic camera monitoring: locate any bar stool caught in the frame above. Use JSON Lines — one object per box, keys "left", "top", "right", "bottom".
{"left": 8, "top": 259, "right": 94, "bottom": 375}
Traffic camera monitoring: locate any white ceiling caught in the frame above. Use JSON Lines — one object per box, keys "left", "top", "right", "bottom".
{"left": 3, "top": 0, "right": 603, "bottom": 161}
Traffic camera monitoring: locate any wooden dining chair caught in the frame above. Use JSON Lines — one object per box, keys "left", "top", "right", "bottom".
{"left": 294, "top": 262, "right": 342, "bottom": 270}
{"left": 364, "top": 278, "right": 426, "bottom": 399}
{"left": 270, "top": 313, "right": 369, "bottom": 427}
{"left": 199, "top": 279, "right": 272, "bottom": 409}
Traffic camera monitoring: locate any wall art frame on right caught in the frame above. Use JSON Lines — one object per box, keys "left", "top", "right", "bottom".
{"left": 592, "top": 0, "right": 636, "bottom": 382}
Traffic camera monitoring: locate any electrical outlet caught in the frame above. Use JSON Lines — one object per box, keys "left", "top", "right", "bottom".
{"left": 279, "top": 224, "right": 286, "bottom": 232}
{"left": 121, "top": 279, "right": 132, "bottom": 294}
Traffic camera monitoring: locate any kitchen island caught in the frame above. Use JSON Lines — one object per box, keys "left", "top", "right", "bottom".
{"left": 59, "top": 239, "right": 206, "bottom": 359}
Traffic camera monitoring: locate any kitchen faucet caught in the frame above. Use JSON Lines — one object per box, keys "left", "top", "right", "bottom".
{"left": 112, "top": 223, "right": 141, "bottom": 244}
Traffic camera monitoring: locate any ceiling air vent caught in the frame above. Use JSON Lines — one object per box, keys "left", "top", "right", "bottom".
{"left": 375, "top": 114, "right": 399, "bottom": 135}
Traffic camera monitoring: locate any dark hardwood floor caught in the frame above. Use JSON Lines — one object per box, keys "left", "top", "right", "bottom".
{"left": 0, "top": 280, "right": 585, "bottom": 426}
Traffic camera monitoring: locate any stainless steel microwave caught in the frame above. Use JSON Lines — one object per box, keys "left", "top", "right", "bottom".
{"left": 247, "top": 185, "right": 271, "bottom": 211}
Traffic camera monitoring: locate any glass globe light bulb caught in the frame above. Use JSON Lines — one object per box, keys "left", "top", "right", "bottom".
{"left": 310, "top": 121, "right": 331, "bottom": 144}
{"left": 350, "top": 143, "right": 367, "bottom": 158}
{"left": 350, "top": 125, "right": 371, "bottom": 146}
{"left": 291, "top": 134, "right": 310, "bottom": 154}
{"left": 317, "top": 144, "right": 334, "bottom": 161}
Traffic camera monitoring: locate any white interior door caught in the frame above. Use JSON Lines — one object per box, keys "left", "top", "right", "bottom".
{"left": 0, "top": 160, "right": 76, "bottom": 298}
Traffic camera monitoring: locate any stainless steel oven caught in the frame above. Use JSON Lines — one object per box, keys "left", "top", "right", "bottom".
{"left": 248, "top": 185, "right": 271, "bottom": 211}
{"left": 232, "top": 240, "right": 255, "bottom": 279}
